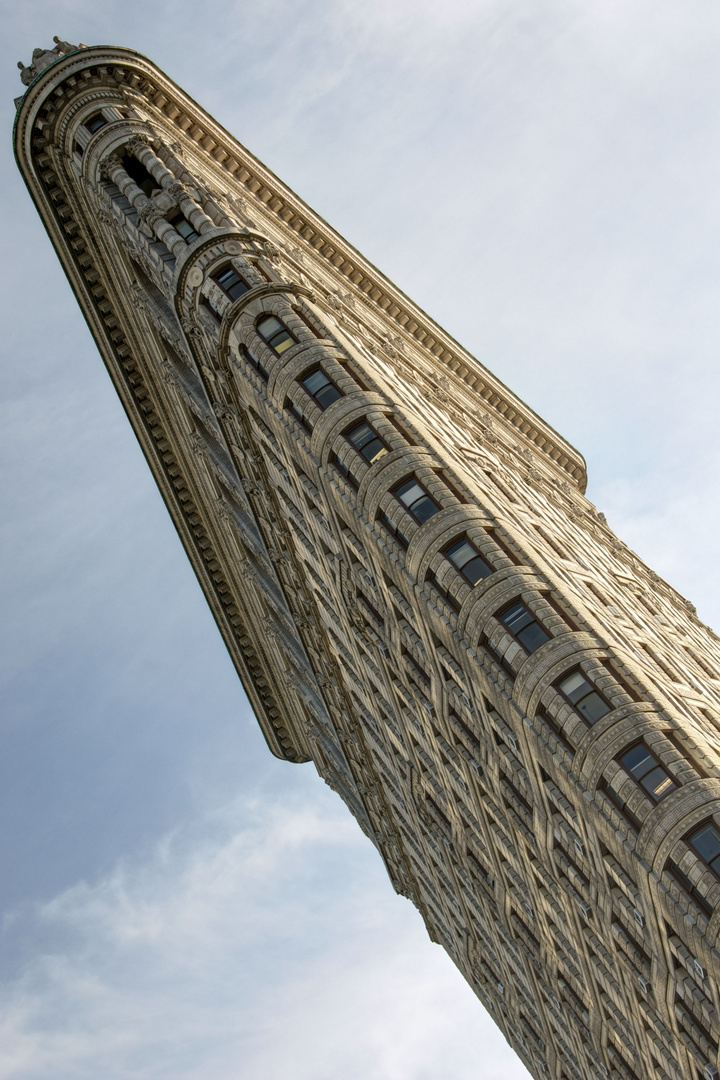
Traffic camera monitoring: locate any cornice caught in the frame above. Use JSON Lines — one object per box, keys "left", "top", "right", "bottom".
{"left": 14, "top": 45, "right": 588, "bottom": 492}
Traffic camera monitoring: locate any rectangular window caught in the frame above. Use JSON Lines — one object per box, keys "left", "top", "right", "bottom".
{"left": 619, "top": 743, "right": 677, "bottom": 802}
{"left": 688, "top": 820, "right": 720, "bottom": 878}
{"left": 393, "top": 477, "right": 441, "bottom": 524}
{"left": 200, "top": 295, "right": 221, "bottom": 323}
{"left": 425, "top": 569, "right": 461, "bottom": 612}
{"left": 556, "top": 670, "right": 611, "bottom": 725}
{"left": 213, "top": 265, "right": 250, "bottom": 302}
{"left": 285, "top": 397, "right": 311, "bottom": 431}
{"left": 302, "top": 368, "right": 343, "bottom": 409}
{"left": 121, "top": 154, "right": 159, "bottom": 197}
{"left": 242, "top": 345, "right": 269, "bottom": 381}
{"left": 377, "top": 511, "right": 409, "bottom": 549}
{"left": 345, "top": 421, "right": 388, "bottom": 464}
{"left": 500, "top": 601, "right": 550, "bottom": 654}
{"left": 84, "top": 112, "right": 107, "bottom": 134}
{"left": 332, "top": 453, "right": 359, "bottom": 488}
{"left": 445, "top": 537, "right": 494, "bottom": 585}
{"left": 168, "top": 210, "right": 199, "bottom": 243}
{"left": 599, "top": 778, "right": 642, "bottom": 830}
{"left": 666, "top": 859, "right": 714, "bottom": 916}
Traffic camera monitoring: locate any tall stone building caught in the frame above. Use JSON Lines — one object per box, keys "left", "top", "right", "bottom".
{"left": 14, "top": 39, "right": 720, "bottom": 1080}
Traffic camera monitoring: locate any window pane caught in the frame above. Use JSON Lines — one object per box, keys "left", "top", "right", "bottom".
{"left": 517, "top": 622, "right": 550, "bottom": 654}
{"left": 447, "top": 539, "right": 476, "bottom": 569}
{"left": 559, "top": 671, "right": 592, "bottom": 704}
{"left": 348, "top": 422, "right": 375, "bottom": 450}
{"left": 576, "top": 691, "right": 610, "bottom": 724}
{"left": 411, "top": 494, "right": 440, "bottom": 523}
{"left": 269, "top": 330, "right": 294, "bottom": 354}
{"left": 314, "top": 382, "right": 343, "bottom": 409}
{"left": 501, "top": 603, "right": 533, "bottom": 636}
{"left": 640, "top": 767, "right": 676, "bottom": 801}
{"left": 172, "top": 217, "right": 198, "bottom": 242}
{"left": 396, "top": 480, "right": 425, "bottom": 507}
{"left": 85, "top": 113, "right": 107, "bottom": 133}
{"left": 621, "top": 744, "right": 654, "bottom": 778}
{"left": 690, "top": 824, "right": 720, "bottom": 863}
{"left": 302, "top": 369, "right": 331, "bottom": 396}
{"left": 258, "top": 315, "right": 284, "bottom": 340}
{"left": 461, "top": 555, "right": 493, "bottom": 585}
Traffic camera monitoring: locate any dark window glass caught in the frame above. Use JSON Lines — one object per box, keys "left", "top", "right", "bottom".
{"left": 346, "top": 421, "right": 388, "bottom": 465}
{"left": 557, "top": 670, "right": 610, "bottom": 725}
{"left": 301, "top": 368, "right": 343, "bottom": 409}
{"left": 257, "top": 315, "right": 295, "bottom": 355}
{"left": 394, "top": 478, "right": 440, "bottom": 524}
{"left": 688, "top": 822, "right": 720, "bottom": 877}
{"left": 84, "top": 113, "right": 107, "bottom": 134}
{"left": 213, "top": 265, "right": 250, "bottom": 302}
{"left": 168, "top": 211, "right": 199, "bottom": 243}
{"left": 500, "top": 602, "right": 550, "bottom": 654}
{"left": 121, "top": 154, "right": 160, "bottom": 197}
{"left": 446, "top": 538, "right": 493, "bottom": 585}
{"left": 620, "top": 744, "right": 676, "bottom": 802}
{"left": 74, "top": 141, "right": 84, "bottom": 157}
{"left": 242, "top": 345, "right": 269, "bottom": 381}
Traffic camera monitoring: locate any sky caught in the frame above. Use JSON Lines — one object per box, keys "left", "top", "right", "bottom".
{"left": 2, "top": 2, "right": 720, "bottom": 1078}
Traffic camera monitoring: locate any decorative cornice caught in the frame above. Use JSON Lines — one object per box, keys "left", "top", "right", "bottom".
{"left": 14, "top": 45, "right": 588, "bottom": 491}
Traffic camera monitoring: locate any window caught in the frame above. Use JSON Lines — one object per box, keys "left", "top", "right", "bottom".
{"left": 499, "top": 602, "right": 550, "bottom": 654}
{"left": 556, "top": 670, "right": 610, "bottom": 725}
{"left": 168, "top": 211, "right": 199, "bottom": 243}
{"left": 345, "top": 421, "right": 388, "bottom": 465}
{"left": 666, "top": 859, "right": 714, "bottom": 916}
{"left": 213, "top": 265, "right": 250, "bottom": 302}
{"left": 445, "top": 537, "right": 494, "bottom": 585}
{"left": 121, "top": 154, "right": 159, "bottom": 197}
{"left": 74, "top": 140, "right": 84, "bottom": 158}
{"left": 377, "top": 511, "right": 409, "bottom": 549}
{"left": 301, "top": 368, "right": 343, "bottom": 408}
{"left": 618, "top": 743, "right": 677, "bottom": 802}
{"left": 687, "top": 820, "right": 720, "bottom": 879}
{"left": 241, "top": 344, "right": 269, "bottom": 381}
{"left": 285, "top": 397, "right": 311, "bottom": 431}
{"left": 393, "top": 478, "right": 440, "bottom": 524}
{"left": 332, "top": 454, "right": 359, "bottom": 488}
{"left": 200, "top": 295, "right": 221, "bottom": 323}
{"left": 84, "top": 112, "right": 107, "bottom": 134}
{"left": 257, "top": 314, "right": 296, "bottom": 355}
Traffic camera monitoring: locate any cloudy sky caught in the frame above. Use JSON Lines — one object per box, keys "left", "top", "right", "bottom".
{"left": 2, "top": 2, "right": 720, "bottom": 1078}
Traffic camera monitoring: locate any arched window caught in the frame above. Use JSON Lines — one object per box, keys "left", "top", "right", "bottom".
{"left": 499, "top": 602, "right": 550, "bottom": 654}
{"left": 393, "top": 477, "right": 440, "bottom": 524}
{"left": 445, "top": 537, "right": 493, "bottom": 585}
{"left": 618, "top": 742, "right": 677, "bottom": 802}
{"left": 301, "top": 367, "right": 342, "bottom": 408}
{"left": 556, "top": 670, "right": 610, "bottom": 725}
{"left": 213, "top": 265, "right": 250, "bottom": 301}
{"left": 345, "top": 420, "right": 388, "bottom": 464}
{"left": 257, "top": 314, "right": 296, "bottom": 355}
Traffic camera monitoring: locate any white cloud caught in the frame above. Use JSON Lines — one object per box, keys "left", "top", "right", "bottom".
{"left": 0, "top": 790, "right": 528, "bottom": 1080}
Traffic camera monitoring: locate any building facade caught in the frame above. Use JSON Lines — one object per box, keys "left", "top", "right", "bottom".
{"left": 14, "top": 40, "right": 720, "bottom": 1080}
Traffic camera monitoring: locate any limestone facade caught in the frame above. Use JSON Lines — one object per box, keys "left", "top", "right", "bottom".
{"left": 14, "top": 41, "right": 720, "bottom": 1080}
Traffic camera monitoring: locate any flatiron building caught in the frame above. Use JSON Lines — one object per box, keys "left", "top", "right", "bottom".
{"left": 14, "top": 39, "right": 720, "bottom": 1080}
